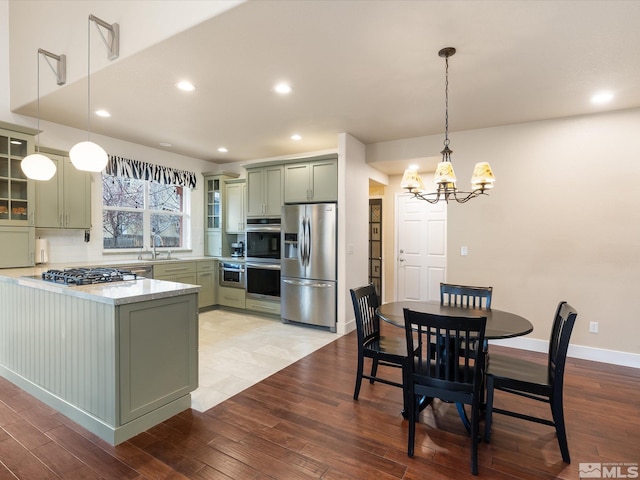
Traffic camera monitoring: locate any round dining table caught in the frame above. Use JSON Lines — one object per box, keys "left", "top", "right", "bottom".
{"left": 377, "top": 301, "right": 533, "bottom": 340}
{"left": 376, "top": 300, "right": 533, "bottom": 430}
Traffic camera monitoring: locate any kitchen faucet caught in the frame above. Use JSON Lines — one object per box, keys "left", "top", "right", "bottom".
{"left": 151, "top": 233, "right": 163, "bottom": 259}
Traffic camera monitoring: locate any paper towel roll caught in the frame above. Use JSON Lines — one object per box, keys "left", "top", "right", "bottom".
{"left": 35, "top": 238, "right": 49, "bottom": 264}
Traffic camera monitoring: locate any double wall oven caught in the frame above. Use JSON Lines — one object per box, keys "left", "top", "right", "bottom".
{"left": 245, "top": 218, "right": 281, "bottom": 301}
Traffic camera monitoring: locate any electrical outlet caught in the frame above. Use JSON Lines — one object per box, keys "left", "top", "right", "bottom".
{"left": 589, "top": 321, "right": 599, "bottom": 334}
{"left": 461, "top": 246, "right": 468, "bottom": 256}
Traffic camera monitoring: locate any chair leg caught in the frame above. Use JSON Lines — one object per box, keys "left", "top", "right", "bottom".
{"left": 551, "top": 393, "right": 571, "bottom": 463}
{"left": 484, "top": 376, "right": 495, "bottom": 443}
{"left": 370, "top": 358, "right": 379, "bottom": 384}
{"left": 407, "top": 386, "right": 416, "bottom": 457}
{"left": 470, "top": 400, "right": 480, "bottom": 476}
{"left": 353, "top": 354, "right": 364, "bottom": 400}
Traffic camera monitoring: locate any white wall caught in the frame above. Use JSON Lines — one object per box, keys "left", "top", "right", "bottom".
{"left": 337, "top": 133, "right": 369, "bottom": 334}
{"left": 368, "top": 108, "right": 640, "bottom": 366}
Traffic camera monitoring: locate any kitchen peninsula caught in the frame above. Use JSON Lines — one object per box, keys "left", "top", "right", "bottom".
{"left": 0, "top": 268, "right": 199, "bottom": 445}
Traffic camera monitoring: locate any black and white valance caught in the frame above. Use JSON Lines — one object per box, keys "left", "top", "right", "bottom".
{"left": 106, "top": 155, "right": 197, "bottom": 189}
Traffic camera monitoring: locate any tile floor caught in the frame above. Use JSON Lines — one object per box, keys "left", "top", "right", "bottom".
{"left": 191, "top": 307, "right": 340, "bottom": 412}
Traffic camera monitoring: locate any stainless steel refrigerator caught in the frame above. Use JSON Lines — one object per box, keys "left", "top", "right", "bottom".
{"left": 281, "top": 203, "right": 337, "bottom": 332}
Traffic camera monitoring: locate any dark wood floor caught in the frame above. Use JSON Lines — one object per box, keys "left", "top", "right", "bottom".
{"left": 1, "top": 325, "right": 639, "bottom": 479}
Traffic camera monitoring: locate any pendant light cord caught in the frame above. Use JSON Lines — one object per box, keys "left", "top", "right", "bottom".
{"left": 87, "top": 16, "right": 92, "bottom": 142}
{"left": 35, "top": 50, "right": 41, "bottom": 152}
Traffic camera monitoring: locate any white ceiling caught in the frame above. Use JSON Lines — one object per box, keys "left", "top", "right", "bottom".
{"left": 10, "top": 0, "right": 640, "bottom": 174}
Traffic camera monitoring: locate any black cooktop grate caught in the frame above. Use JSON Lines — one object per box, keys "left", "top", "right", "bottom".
{"left": 42, "top": 268, "right": 137, "bottom": 286}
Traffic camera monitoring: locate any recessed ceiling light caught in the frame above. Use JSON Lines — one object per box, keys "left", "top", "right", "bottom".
{"left": 176, "top": 81, "right": 196, "bottom": 92}
{"left": 159, "top": 142, "right": 172, "bottom": 147}
{"left": 274, "top": 82, "right": 292, "bottom": 95}
{"left": 591, "top": 91, "right": 614, "bottom": 104}
{"left": 290, "top": 134, "right": 302, "bottom": 141}
{"left": 217, "top": 147, "right": 228, "bottom": 153}
{"left": 95, "top": 110, "right": 111, "bottom": 117}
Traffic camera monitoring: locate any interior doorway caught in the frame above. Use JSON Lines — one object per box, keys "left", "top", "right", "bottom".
{"left": 394, "top": 193, "right": 447, "bottom": 301}
{"left": 368, "top": 198, "right": 382, "bottom": 299}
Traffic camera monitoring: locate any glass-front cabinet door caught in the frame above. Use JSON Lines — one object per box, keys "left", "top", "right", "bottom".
{"left": 0, "top": 130, "right": 34, "bottom": 226}
{"left": 206, "top": 177, "right": 221, "bottom": 230}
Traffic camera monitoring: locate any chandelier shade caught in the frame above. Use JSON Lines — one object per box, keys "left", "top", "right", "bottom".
{"left": 400, "top": 166, "right": 425, "bottom": 192}
{"left": 402, "top": 47, "right": 495, "bottom": 204}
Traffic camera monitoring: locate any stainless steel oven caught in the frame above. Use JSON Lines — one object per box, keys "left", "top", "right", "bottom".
{"left": 246, "top": 218, "right": 281, "bottom": 262}
{"left": 246, "top": 262, "right": 280, "bottom": 300}
{"left": 218, "top": 262, "right": 245, "bottom": 288}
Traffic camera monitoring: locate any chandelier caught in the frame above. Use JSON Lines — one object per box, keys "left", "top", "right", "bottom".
{"left": 401, "top": 47, "right": 495, "bottom": 204}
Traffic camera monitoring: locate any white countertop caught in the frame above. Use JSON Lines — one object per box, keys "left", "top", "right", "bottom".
{"left": 0, "top": 265, "right": 200, "bottom": 306}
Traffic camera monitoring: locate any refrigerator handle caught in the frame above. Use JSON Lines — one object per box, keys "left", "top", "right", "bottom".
{"left": 305, "top": 215, "right": 311, "bottom": 267}
{"left": 300, "top": 216, "right": 307, "bottom": 266}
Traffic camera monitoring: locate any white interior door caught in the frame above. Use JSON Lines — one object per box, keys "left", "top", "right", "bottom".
{"left": 395, "top": 194, "right": 447, "bottom": 301}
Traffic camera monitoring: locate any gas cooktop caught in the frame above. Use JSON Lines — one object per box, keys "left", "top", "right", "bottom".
{"left": 41, "top": 267, "right": 137, "bottom": 286}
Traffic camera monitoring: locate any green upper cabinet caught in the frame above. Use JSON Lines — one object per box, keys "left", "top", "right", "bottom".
{"left": 35, "top": 151, "right": 91, "bottom": 229}
{"left": 0, "top": 129, "right": 35, "bottom": 227}
{"left": 225, "top": 179, "right": 245, "bottom": 234}
{"left": 284, "top": 156, "right": 337, "bottom": 204}
{"left": 246, "top": 165, "right": 283, "bottom": 217}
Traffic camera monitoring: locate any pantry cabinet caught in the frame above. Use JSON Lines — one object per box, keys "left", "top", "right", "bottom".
{"left": 284, "top": 155, "right": 337, "bottom": 203}
{"left": 35, "top": 149, "right": 91, "bottom": 229}
{"left": 246, "top": 165, "right": 283, "bottom": 217}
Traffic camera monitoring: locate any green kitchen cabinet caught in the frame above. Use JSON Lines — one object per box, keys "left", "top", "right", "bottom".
{"left": 284, "top": 155, "right": 337, "bottom": 203}
{"left": 225, "top": 179, "right": 245, "bottom": 234}
{"left": 196, "top": 259, "right": 216, "bottom": 309}
{"left": 153, "top": 261, "right": 197, "bottom": 285}
{"left": 0, "top": 128, "right": 35, "bottom": 227}
{"left": 203, "top": 173, "right": 238, "bottom": 256}
{"left": 246, "top": 165, "right": 283, "bottom": 217}
{"left": 35, "top": 149, "right": 91, "bottom": 229}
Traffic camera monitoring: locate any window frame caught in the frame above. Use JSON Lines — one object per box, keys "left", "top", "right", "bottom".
{"left": 101, "top": 173, "right": 191, "bottom": 253}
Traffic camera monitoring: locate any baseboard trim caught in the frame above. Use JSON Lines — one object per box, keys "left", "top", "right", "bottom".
{"left": 489, "top": 337, "right": 640, "bottom": 369}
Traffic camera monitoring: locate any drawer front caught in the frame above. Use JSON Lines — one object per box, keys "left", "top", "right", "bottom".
{"left": 217, "top": 286, "right": 246, "bottom": 309}
{"left": 245, "top": 298, "right": 281, "bottom": 316}
{"left": 196, "top": 260, "right": 216, "bottom": 273}
{"left": 153, "top": 261, "right": 196, "bottom": 278}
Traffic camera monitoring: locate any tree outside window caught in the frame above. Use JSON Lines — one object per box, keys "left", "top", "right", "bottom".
{"left": 102, "top": 174, "right": 189, "bottom": 250}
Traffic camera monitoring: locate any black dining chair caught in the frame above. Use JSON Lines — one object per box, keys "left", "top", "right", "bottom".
{"left": 350, "top": 284, "right": 407, "bottom": 401}
{"left": 403, "top": 308, "right": 487, "bottom": 475}
{"left": 440, "top": 282, "right": 493, "bottom": 424}
{"left": 483, "top": 301, "right": 578, "bottom": 464}
{"left": 440, "top": 282, "right": 493, "bottom": 309}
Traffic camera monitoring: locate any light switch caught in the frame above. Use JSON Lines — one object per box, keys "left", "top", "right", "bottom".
{"left": 461, "top": 246, "right": 468, "bottom": 256}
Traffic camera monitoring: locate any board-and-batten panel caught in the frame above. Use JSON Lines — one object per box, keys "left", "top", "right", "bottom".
{"left": 0, "top": 282, "right": 117, "bottom": 424}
